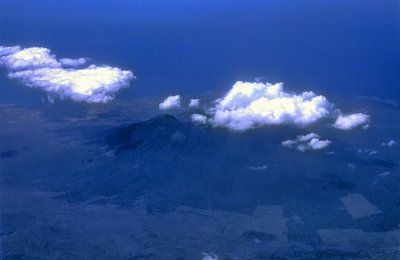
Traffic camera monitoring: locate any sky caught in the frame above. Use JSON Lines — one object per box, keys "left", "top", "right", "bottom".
{"left": 1, "top": 0, "right": 399, "bottom": 104}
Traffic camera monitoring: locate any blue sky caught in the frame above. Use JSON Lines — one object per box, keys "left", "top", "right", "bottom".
{"left": 1, "top": 0, "right": 399, "bottom": 102}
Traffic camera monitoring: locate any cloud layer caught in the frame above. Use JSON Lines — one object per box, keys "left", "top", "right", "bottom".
{"left": 0, "top": 46, "right": 134, "bottom": 103}
{"left": 333, "top": 113, "right": 370, "bottom": 130}
{"left": 159, "top": 95, "right": 181, "bottom": 110}
{"left": 282, "top": 133, "right": 331, "bottom": 152}
{"left": 209, "top": 81, "right": 332, "bottom": 131}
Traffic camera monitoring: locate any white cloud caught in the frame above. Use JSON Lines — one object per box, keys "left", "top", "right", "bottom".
{"left": 159, "top": 95, "right": 181, "bottom": 110}
{"left": 8, "top": 65, "right": 134, "bottom": 103}
{"left": 0, "top": 46, "right": 21, "bottom": 56}
{"left": 60, "top": 58, "right": 87, "bottom": 67}
{"left": 0, "top": 47, "right": 61, "bottom": 70}
{"left": 281, "top": 139, "right": 297, "bottom": 148}
{"left": 210, "top": 81, "right": 332, "bottom": 131}
{"left": 308, "top": 137, "right": 331, "bottom": 150}
{"left": 381, "top": 140, "right": 396, "bottom": 147}
{"left": 0, "top": 45, "right": 135, "bottom": 103}
{"left": 189, "top": 98, "right": 200, "bottom": 108}
{"left": 191, "top": 114, "right": 208, "bottom": 124}
{"left": 297, "top": 132, "right": 320, "bottom": 142}
{"left": 282, "top": 133, "right": 331, "bottom": 152}
{"left": 333, "top": 113, "right": 370, "bottom": 130}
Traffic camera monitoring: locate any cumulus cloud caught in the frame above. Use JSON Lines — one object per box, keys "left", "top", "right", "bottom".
{"left": 8, "top": 65, "right": 134, "bottom": 103}
{"left": 60, "top": 58, "right": 87, "bottom": 67}
{"left": 209, "top": 81, "right": 332, "bottom": 131}
{"left": 0, "top": 45, "right": 135, "bottom": 103}
{"left": 159, "top": 95, "right": 181, "bottom": 110}
{"left": 191, "top": 113, "right": 208, "bottom": 124}
{"left": 0, "top": 47, "right": 61, "bottom": 70}
{"left": 381, "top": 140, "right": 396, "bottom": 147}
{"left": 308, "top": 138, "right": 332, "bottom": 150}
{"left": 297, "top": 132, "right": 320, "bottom": 142}
{"left": 189, "top": 98, "right": 200, "bottom": 108}
{"left": 333, "top": 113, "right": 370, "bottom": 130}
{"left": 282, "top": 133, "right": 331, "bottom": 152}
{"left": 0, "top": 46, "right": 21, "bottom": 56}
